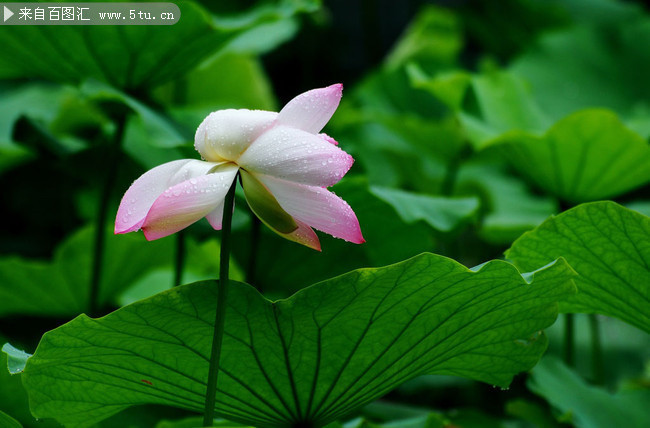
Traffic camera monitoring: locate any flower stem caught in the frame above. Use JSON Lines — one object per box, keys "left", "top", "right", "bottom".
{"left": 203, "top": 177, "right": 237, "bottom": 426}
{"left": 563, "top": 313, "right": 575, "bottom": 367}
{"left": 589, "top": 314, "right": 604, "bottom": 384}
{"left": 89, "top": 112, "right": 127, "bottom": 315}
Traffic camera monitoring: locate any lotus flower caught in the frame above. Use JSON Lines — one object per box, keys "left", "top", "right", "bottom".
{"left": 115, "top": 84, "right": 364, "bottom": 251}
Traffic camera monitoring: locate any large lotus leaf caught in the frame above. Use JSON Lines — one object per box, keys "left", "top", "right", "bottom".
{"left": 21, "top": 253, "right": 574, "bottom": 427}
{"left": 492, "top": 109, "right": 650, "bottom": 203}
{"left": 507, "top": 202, "right": 650, "bottom": 333}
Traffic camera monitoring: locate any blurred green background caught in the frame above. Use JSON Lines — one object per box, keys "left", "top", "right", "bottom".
{"left": 0, "top": 0, "right": 649, "bottom": 427}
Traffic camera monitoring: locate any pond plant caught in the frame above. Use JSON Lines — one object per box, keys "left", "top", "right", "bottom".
{"left": 0, "top": 1, "right": 648, "bottom": 427}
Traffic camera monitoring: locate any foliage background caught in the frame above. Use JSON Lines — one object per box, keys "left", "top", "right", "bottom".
{"left": 0, "top": 0, "right": 649, "bottom": 427}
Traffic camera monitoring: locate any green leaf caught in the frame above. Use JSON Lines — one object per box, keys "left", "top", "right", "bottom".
{"left": 156, "top": 416, "right": 252, "bottom": 428}
{"left": 0, "top": 410, "right": 22, "bottom": 428}
{"left": 492, "top": 109, "right": 650, "bottom": 203}
{"left": 0, "top": 336, "right": 59, "bottom": 428}
{"left": 511, "top": 23, "right": 650, "bottom": 122}
{"left": 407, "top": 65, "right": 471, "bottom": 111}
{"left": 505, "top": 398, "right": 561, "bottom": 428}
{"left": 0, "top": 83, "right": 66, "bottom": 141}
{"left": 235, "top": 178, "right": 436, "bottom": 294}
{"left": 344, "top": 414, "right": 447, "bottom": 428}
{"left": 459, "top": 70, "right": 551, "bottom": 148}
{"left": 156, "top": 53, "right": 277, "bottom": 111}
{"left": 0, "top": 141, "right": 33, "bottom": 175}
{"left": 2, "top": 343, "right": 31, "bottom": 375}
{"left": 22, "top": 254, "right": 575, "bottom": 426}
{"left": 369, "top": 186, "right": 479, "bottom": 233}
{"left": 0, "top": 83, "right": 86, "bottom": 172}
{"left": 80, "top": 80, "right": 187, "bottom": 148}
{"left": 0, "top": 224, "right": 244, "bottom": 317}
{"left": 385, "top": 5, "right": 462, "bottom": 70}
{"left": 342, "top": 181, "right": 436, "bottom": 266}
{"left": 456, "top": 162, "right": 558, "bottom": 245}
{"left": 0, "top": 1, "right": 306, "bottom": 90}
{"left": 528, "top": 357, "right": 650, "bottom": 428}
{"left": 0, "top": 225, "right": 176, "bottom": 317}
{"left": 225, "top": 17, "right": 300, "bottom": 57}
{"left": 117, "top": 239, "right": 245, "bottom": 306}
{"left": 506, "top": 201, "right": 650, "bottom": 333}
{"left": 336, "top": 70, "right": 466, "bottom": 174}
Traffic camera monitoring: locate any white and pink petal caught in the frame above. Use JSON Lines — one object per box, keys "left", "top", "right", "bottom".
{"left": 195, "top": 109, "right": 278, "bottom": 162}
{"left": 115, "top": 159, "right": 219, "bottom": 234}
{"left": 141, "top": 164, "right": 239, "bottom": 240}
{"left": 205, "top": 200, "right": 227, "bottom": 231}
{"left": 257, "top": 174, "right": 364, "bottom": 244}
{"left": 277, "top": 84, "right": 343, "bottom": 134}
{"left": 319, "top": 133, "right": 338, "bottom": 145}
{"left": 279, "top": 219, "right": 321, "bottom": 251}
{"left": 238, "top": 125, "right": 354, "bottom": 187}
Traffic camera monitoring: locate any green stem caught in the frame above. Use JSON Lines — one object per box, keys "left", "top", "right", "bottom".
{"left": 203, "top": 177, "right": 237, "bottom": 426}
{"left": 437, "top": 145, "right": 469, "bottom": 258}
{"left": 89, "top": 113, "right": 127, "bottom": 315}
{"left": 563, "top": 313, "right": 575, "bottom": 367}
{"left": 173, "top": 231, "right": 186, "bottom": 287}
{"left": 441, "top": 143, "right": 471, "bottom": 197}
{"left": 441, "top": 154, "right": 461, "bottom": 197}
{"left": 589, "top": 314, "right": 604, "bottom": 384}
